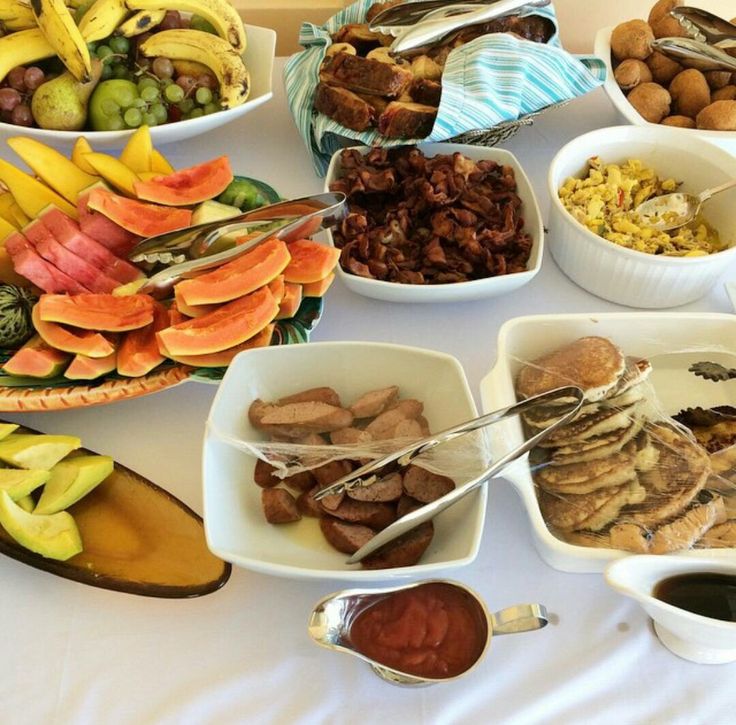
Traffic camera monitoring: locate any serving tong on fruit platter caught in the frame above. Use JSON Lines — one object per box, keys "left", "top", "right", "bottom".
{"left": 314, "top": 385, "right": 584, "bottom": 563}
{"left": 129, "top": 192, "right": 347, "bottom": 297}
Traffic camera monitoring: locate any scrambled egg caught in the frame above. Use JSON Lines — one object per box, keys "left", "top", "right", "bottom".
{"left": 558, "top": 157, "right": 724, "bottom": 256}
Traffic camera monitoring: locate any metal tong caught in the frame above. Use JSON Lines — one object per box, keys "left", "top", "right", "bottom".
{"left": 670, "top": 6, "right": 736, "bottom": 50}
{"left": 314, "top": 385, "right": 585, "bottom": 564}
{"left": 651, "top": 36, "right": 736, "bottom": 73}
{"left": 128, "top": 192, "right": 347, "bottom": 298}
{"left": 370, "top": 0, "right": 550, "bottom": 55}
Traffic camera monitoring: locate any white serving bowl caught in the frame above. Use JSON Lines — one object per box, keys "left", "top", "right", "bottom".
{"left": 594, "top": 26, "right": 736, "bottom": 157}
{"left": 547, "top": 125, "right": 736, "bottom": 308}
{"left": 203, "top": 341, "right": 488, "bottom": 581}
{"left": 480, "top": 311, "right": 736, "bottom": 573}
{"left": 323, "top": 143, "right": 543, "bottom": 303}
{"left": 0, "top": 24, "right": 275, "bottom": 150}
{"left": 606, "top": 555, "right": 736, "bottom": 664}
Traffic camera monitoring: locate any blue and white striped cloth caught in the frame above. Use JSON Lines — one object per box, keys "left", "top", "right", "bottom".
{"left": 284, "top": 0, "right": 606, "bottom": 176}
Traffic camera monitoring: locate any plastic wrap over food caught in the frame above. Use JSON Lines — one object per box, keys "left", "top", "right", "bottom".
{"left": 507, "top": 334, "right": 736, "bottom": 554}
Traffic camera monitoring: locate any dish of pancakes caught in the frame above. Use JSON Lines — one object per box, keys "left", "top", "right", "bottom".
{"left": 516, "top": 336, "right": 732, "bottom": 554}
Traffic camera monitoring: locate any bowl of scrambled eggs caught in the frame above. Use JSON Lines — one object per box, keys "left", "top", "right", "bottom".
{"left": 547, "top": 125, "right": 736, "bottom": 308}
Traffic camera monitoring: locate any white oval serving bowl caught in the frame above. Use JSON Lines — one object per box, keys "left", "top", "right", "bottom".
{"left": 606, "top": 555, "right": 736, "bottom": 664}
{"left": 203, "top": 341, "right": 488, "bottom": 581}
{"left": 0, "top": 24, "right": 275, "bottom": 150}
{"left": 547, "top": 125, "right": 736, "bottom": 308}
{"left": 323, "top": 143, "right": 543, "bottom": 304}
{"left": 594, "top": 26, "right": 736, "bottom": 157}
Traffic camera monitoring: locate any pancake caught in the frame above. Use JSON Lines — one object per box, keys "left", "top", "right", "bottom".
{"left": 576, "top": 479, "right": 646, "bottom": 531}
{"left": 549, "top": 419, "right": 644, "bottom": 465}
{"left": 649, "top": 490, "right": 726, "bottom": 554}
{"left": 698, "top": 520, "right": 736, "bottom": 548}
{"left": 610, "top": 357, "right": 652, "bottom": 396}
{"left": 537, "top": 404, "right": 640, "bottom": 448}
{"left": 633, "top": 429, "right": 660, "bottom": 472}
{"left": 515, "top": 336, "right": 626, "bottom": 404}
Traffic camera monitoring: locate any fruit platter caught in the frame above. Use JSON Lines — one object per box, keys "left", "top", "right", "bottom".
{"left": 0, "top": 124, "right": 341, "bottom": 410}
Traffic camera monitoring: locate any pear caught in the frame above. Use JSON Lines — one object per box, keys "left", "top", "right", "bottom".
{"left": 31, "top": 59, "right": 103, "bottom": 132}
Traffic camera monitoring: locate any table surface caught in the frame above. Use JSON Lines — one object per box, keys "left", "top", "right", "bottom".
{"left": 2, "top": 57, "right": 736, "bottom": 725}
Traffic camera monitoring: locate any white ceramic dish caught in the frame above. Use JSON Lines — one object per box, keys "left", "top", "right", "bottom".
{"left": 322, "top": 143, "right": 543, "bottom": 303}
{"left": 480, "top": 311, "right": 736, "bottom": 573}
{"left": 0, "top": 24, "right": 275, "bottom": 150}
{"left": 548, "top": 125, "right": 736, "bottom": 308}
{"left": 594, "top": 26, "right": 736, "bottom": 156}
{"left": 606, "top": 555, "right": 736, "bottom": 664}
{"left": 203, "top": 341, "right": 487, "bottom": 581}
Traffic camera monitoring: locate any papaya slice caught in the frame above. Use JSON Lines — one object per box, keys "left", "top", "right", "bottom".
{"left": 157, "top": 286, "right": 278, "bottom": 357}
{"left": 168, "top": 306, "right": 188, "bottom": 326}
{"left": 64, "top": 351, "right": 117, "bottom": 380}
{"left": 87, "top": 188, "right": 192, "bottom": 238}
{"left": 173, "top": 286, "right": 218, "bottom": 318}
{"left": 283, "top": 240, "right": 341, "bottom": 284}
{"left": 133, "top": 156, "right": 233, "bottom": 206}
{"left": 38, "top": 293, "right": 155, "bottom": 332}
{"left": 175, "top": 238, "right": 290, "bottom": 307}
{"left": 302, "top": 273, "right": 335, "bottom": 298}
{"left": 116, "top": 302, "right": 169, "bottom": 377}
{"left": 3, "top": 335, "right": 70, "bottom": 378}
{"left": 276, "top": 282, "right": 302, "bottom": 320}
{"left": 268, "top": 274, "right": 285, "bottom": 304}
{"left": 165, "top": 325, "right": 274, "bottom": 367}
{"left": 32, "top": 305, "right": 115, "bottom": 358}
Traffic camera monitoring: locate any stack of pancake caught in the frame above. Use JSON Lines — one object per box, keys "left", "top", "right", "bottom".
{"left": 516, "top": 336, "right": 726, "bottom": 553}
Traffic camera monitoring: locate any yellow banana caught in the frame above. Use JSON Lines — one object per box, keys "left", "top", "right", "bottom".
{"left": 116, "top": 7, "right": 164, "bottom": 36}
{"left": 139, "top": 29, "right": 249, "bottom": 109}
{"left": 31, "top": 0, "right": 92, "bottom": 81}
{"left": 0, "top": 0, "right": 37, "bottom": 30}
{"left": 78, "top": 0, "right": 127, "bottom": 41}
{"left": 125, "top": 0, "right": 245, "bottom": 53}
{"left": 0, "top": 28, "right": 55, "bottom": 84}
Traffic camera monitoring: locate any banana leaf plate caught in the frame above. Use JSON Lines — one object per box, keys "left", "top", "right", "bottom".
{"left": 0, "top": 297, "right": 323, "bottom": 412}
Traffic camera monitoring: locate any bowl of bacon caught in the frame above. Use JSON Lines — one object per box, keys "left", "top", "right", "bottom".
{"left": 322, "top": 143, "right": 543, "bottom": 304}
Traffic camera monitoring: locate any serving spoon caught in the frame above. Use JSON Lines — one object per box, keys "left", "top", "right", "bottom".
{"left": 635, "top": 179, "right": 736, "bottom": 232}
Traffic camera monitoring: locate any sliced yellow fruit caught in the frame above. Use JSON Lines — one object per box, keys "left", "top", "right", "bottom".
{"left": 0, "top": 192, "right": 17, "bottom": 223}
{"left": 83, "top": 152, "right": 139, "bottom": 196}
{"left": 0, "top": 468, "right": 50, "bottom": 500}
{"left": 7, "top": 137, "right": 99, "bottom": 205}
{"left": 8, "top": 202, "right": 30, "bottom": 228}
{"left": 0, "top": 423, "right": 19, "bottom": 440}
{"left": 119, "top": 125, "right": 153, "bottom": 174}
{"left": 71, "top": 136, "right": 97, "bottom": 174}
{"left": 34, "top": 454, "right": 113, "bottom": 515}
{"left": 112, "top": 278, "right": 147, "bottom": 296}
{"left": 0, "top": 434, "right": 81, "bottom": 470}
{"left": 0, "top": 216, "right": 16, "bottom": 243}
{"left": 0, "top": 158, "right": 78, "bottom": 219}
{"left": 0, "top": 490, "right": 82, "bottom": 560}
{"left": 16, "top": 495, "right": 35, "bottom": 513}
{"left": 151, "top": 149, "right": 175, "bottom": 175}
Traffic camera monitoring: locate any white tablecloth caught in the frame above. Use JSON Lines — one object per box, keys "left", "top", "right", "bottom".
{"left": 1, "top": 59, "right": 735, "bottom": 725}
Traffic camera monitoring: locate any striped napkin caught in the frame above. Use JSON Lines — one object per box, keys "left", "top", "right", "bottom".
{"left": 284, "top": 0, "right": 606, "bottom": 176}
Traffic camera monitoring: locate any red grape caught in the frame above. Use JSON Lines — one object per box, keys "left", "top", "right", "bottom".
{"left": 152, "top": 57, "right": 174, "bottom": 79}
{"left": 10, "top": 104, "right": 33, "bottom": 126}
{"left": 175, "top": 74, "right": 196, "bottom": 95}
{"left": 0, "top": 88, "right": 21, "bottom": 111}
{"left": 7, "top": 66, "right": 26, "bottom": 92}
{"left": 23, "top": 67, "right": 45, "bottom": 91}
{"left": 160, "top": 10, "right": 181, "bottom": 30}
{"left": 196, "top": 73, "right": 216, "bottom": 89}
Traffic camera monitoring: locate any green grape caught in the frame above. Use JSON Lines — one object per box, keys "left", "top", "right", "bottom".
{"left": 101, "top": 98, "right": 120, "bottom": 116}
{"left": 189, "top": 14, "right": 217, "bottom": 34}
{"left": 164, "top": 83, "right": 184, "bottom": 103}
{"left": 150, "top": 102, "right": 168, "bottom": 124}
{"left": 104, "top": 115, "right": 126, "bottom": 131}
{"left": 100, "top": 63, "right": 113, "bottom": 80}
{"left": 160, "top": 77, "right": 174, "bottom": 89}
{"left": 194, "top": 86, "right": 212, "bottom": 106}
{"left": 140, "top": 85, "right": 160, "bottom": 103}
{"left": 123, "top": 107, "right": 142, "bottom": 127}
{"left": 109, "top": 36, "right": 130, "bottom": 54}
{"left": 188, "top": 108, "right": 204, "bottom": 119}
{"left": 131, "top": 97, "right": 146, "bottom": 108}
{"left": 178, "top": 98, "right": 194, "bottom": 114}
{"left": 143, "top": 112, "right": 157, "bottom": 127}
{"left": 203, "top": 102, "right": 219, "bottom": 115}
{"left": 97, "top": 45, "right": 113, "bottom": 63}
{"left": 112, "top": 64, "right": 129, "bottom": 79}
{"left": 137, "top": 76, "right": 159, "bottom": 92}
{"left": 86, "top": 42, "right": 97, "bottom": 54}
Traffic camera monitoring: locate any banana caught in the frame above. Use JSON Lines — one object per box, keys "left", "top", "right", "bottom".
{"left": 139, "top": 29, "right": 249, "bottom": 109}
{"left": 0, "top": 0, "right": 37, "bottom": 30}
{"left": 31, "top": 0, "right": 92, "bottom": 82}
{"left": 0, "top": 28, "right": 55, "bottom": 84}
{"left": 116, "top": 7, "right": 163, "bottom": 36}
{"left": 77, "top": 0, "right": 127, "bottom": 41}
{"left": 125, "top": 0, "right": 246, "bottom": 53}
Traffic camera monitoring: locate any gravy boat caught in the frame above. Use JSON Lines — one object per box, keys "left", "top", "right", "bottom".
{"left": 605, "top": 555, "right": 736, "bottom": 664}
{"left": 308, "top": 579, "right": 548, "bottom": 686}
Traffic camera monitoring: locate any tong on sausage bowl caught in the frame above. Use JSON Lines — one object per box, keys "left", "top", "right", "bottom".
{"left": 127, "top": 192, "right": 348, "bottom": 298}
{"left": 312, "top": 385, "right": 585, "bottom": 564}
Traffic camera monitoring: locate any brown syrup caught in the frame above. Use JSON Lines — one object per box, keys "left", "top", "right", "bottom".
{"left": 653, "top": 573, "right": 736, "bottom": 622}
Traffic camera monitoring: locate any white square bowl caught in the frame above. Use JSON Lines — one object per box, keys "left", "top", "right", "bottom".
{"left": 480, "top": 311, "right": 736, "bottom": 573}
{"left": 593, "top": 26, "right": 736, "bottom": 157}
{"left": 322, "top": 143, "right": 543, "bottom": 304}
{"left": 203, "top": 341, "right": 487, "bottom": 581}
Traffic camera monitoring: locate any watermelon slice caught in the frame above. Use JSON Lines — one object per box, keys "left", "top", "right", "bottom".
{"left": 77, "top": 187, "right": 140, "bottom": 256}
{"left": 24, "top": 220, "right": 119, "bottom": 294}
{"left": 5, "top": 232, "right": 89, "bottom": 295}
{"left": 40, "top": 207, "right": 143, "bottom": 285}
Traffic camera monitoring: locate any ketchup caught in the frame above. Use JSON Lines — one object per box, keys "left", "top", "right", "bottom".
{"left": 347, "top": 582, "right": 488, "bottom": 679}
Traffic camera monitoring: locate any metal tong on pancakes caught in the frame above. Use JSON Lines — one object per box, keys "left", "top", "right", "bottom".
{"left": 128, "top": 192, "right": 347, "bottom": 298}
{"left": 314, "top": 385, "right": 585, "bottom": 564}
